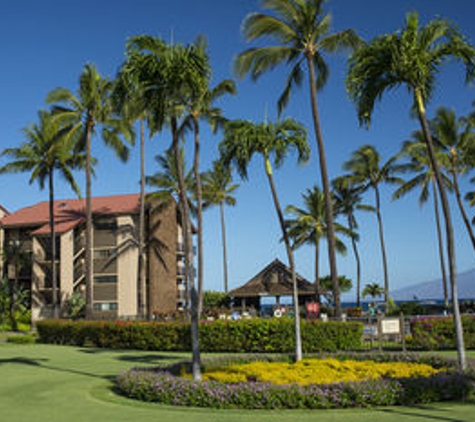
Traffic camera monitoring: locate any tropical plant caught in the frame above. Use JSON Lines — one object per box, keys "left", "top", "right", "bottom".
{"left": 431, "top": 107, "right": 475, "bottom": 251}
{"left": 219, "top": 117, "right": 310, "bottom": 361}
{"left": 346, "top": 11, "right": 475, "bottom": 369}
{"left": 332, "top": 176, "right": 373, "bottom": 308}
{"left": 47, "top": 64, "right": 134, "bottom": 319}
{"left": 362, "top": 282, "right": 385, "bottom": 308}
{"left": 285, "top": 185, "right": 352, "bottom": 303}
{"left": 202, "top": 161, "right": 239, "bottom": 294}
{"left": 0, "top": 110, "right": 84, "bottom": 318}
{"left": 0, "top": 242, "right": 30, "bottom": 330}
{"left": 126, "top": 35, "right": 209, "bottom": 381}
{"left": 113, "top": 53, "right": 154, "bottom": 319}
{"left": 343, "top": 145, "right": 405, "bottom": 313}
{"left": 319, "top": 275, "right": 352, "bottom": 307}
{"left": 235, "top": 0, "right": 362, "bottom": 318}
{"left": 181, "top": 37, "right": 236, "bottom": 313}
{"left": 393, "top": 137, "right": 452, "bottom": 308}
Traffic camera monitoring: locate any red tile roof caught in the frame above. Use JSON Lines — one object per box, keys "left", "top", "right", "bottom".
{"left": 0, "top": 194, "right": 140, "bottom": 235}
{"left": 0, "top": 204, "right": 8, "bottom": 216}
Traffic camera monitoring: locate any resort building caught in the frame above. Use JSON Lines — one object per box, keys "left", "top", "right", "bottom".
{"left": 0, "top": 194, "right": 188, "bottom": 320}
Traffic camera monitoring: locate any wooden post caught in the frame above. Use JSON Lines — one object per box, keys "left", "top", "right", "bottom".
{"left": 377, "top": 313, "right": 383, "bottom": 352}
{"left": 400, "top": 312, "right": 406, "bottom": 352}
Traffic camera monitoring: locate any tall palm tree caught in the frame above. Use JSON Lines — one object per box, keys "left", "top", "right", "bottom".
{"left": 432, "top": 107, "right": 475, "bottom": 252}
{"left": 181, "top": 37, "right": 236, "bottom": 313}
{"left": 220, "top": 117, "right": 310, "bottom": 361}
{"left": 343, "top": 145, "right": 405, "bottom": 313}
{"left": 0, "top": 110, "right": 84, "bottom": 319}
{"left": 285, "top": 185, "right": 351, "bottom": 304}
{"left": 346, "top": 11, "right": 475, "bottom": 369}
{"left": 201, "top": 161, "right": 239, "bottom": 294}
{"left": 332, "top": 176, "right": 373, "bottom": 308}
{"left": 393, "top": 138, "right": 452, "bottom": 308}
{"left": 235, "top": 0, "right": 362, "bottom": 318}
{"left": 47, "top": 64, "right": 134, "bottom": 319}
{"left": 113, "top": 57, "right": 153, "bottom": 319}
{"left": 126, "top": 35, "right": 209, "bottom": 381}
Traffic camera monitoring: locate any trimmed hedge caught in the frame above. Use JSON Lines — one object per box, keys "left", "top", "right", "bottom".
{"left": 36, "top": 318, "right": 363, "bottom": 353}
{"left": 410, "top": 315, "right": 475, "bottom": 350}
{"left": 116, "top": 353, "right": 475, "bottom": 409}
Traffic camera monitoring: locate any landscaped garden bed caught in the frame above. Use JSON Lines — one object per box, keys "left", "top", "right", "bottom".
{"left": 116, "top": 353, "right": 475, "bottom": 409}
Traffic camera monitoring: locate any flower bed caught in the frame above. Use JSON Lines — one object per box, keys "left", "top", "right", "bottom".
{"left": 116, "top": 353, "right": 474, "bottom": 409}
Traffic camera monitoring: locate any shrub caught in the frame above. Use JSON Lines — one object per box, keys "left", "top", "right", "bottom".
{"left": 6, "top": 334, "right": 35, "bottom": 344}
{"left": 36, "top": 318, "right": 362, "bottom": 353}
{"left": 410, "top": 315, "right": 475, "bottom": 350}
{"left": 116, "top": 354, "right": 474, "bottom": 409}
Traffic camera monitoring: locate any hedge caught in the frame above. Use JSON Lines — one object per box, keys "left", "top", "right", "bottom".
{"left": 36, "top": 318, "right": 363, "bottom": 353}
{"left": 410, "top": 315, "right": 475, "bottom": 350}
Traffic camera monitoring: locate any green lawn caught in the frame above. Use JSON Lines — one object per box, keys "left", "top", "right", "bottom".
{"left": 0, "top": 343, "right": 474, "bottom": 422}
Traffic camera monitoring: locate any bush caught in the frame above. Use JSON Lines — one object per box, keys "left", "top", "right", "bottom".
{"left": 410, "top": 315, "right": 475, "bottom": 350}
{"left": 6, "top": 334, "right": 35, "bottom": 344}
{"left": 116, "top": 353, "right": 474, "bottom": 409}
{"left": 36, "top": 318, "right": 362, "bottom": 353}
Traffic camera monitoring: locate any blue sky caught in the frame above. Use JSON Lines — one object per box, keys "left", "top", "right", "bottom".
{"left": 2, "top": 1, "right": 475, "bottom": 299}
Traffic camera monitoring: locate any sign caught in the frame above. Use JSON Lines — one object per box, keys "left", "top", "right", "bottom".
{"left": 381, "top": 318, "right": 401, "bottom": 334}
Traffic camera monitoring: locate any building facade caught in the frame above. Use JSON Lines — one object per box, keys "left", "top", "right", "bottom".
{"left": 0, "top": 194, "right": 188, "bottom": 320}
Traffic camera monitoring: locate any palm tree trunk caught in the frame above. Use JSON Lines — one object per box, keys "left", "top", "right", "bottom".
{"left": 265, "top": 157, "right": 302, "bottom": 361}
{"left": 314, "top": 234, "right": 320, "bottom": 304}
{"left": 416, "top": 90, "right": 466, "bottom": 370}
{"left": 306, "top": 54, "right": 341, "bottom": 318}
{"left": 85, "top": 122, "right": 94, "bottom": 320}
{"left": 432, "top": 181, "right": 449, "bottom": 308}
{"left": 138, "top": 118, "right": 147, "bottom": 319}
{"left": 452, "top": 171, "right": 475, "bottom": 251}
{"left": 192, "top": 117, "right": 204, "bottom": 316}
{"left": 374, "top": 185, "right": 390, "bottom": 313}
{"left": 171, "top": 117, "right": 201, "bottom": 381}
{"left": 219, "top": 202, "right": 229, "bottom": 294}
{"left": 348, "top": 214, "right": 362, "bottom": 308}
{"left": 49, "top": 170, "right": 58, "bottom": 319}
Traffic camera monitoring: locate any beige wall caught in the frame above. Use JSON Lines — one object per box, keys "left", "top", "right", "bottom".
{"left": 60, "top": 230, "right": 74, "bottom": 314}
{"left": 117, "top": 215, "right": 138, "bottom": 317}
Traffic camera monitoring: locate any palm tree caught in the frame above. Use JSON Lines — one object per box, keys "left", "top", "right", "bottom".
{"left": 126, "top": 35, "right": 209, "bottom": 381}
{"left": 113, "top": 56, "right": 153, "bottom": 319}
{"left": 346, "top": 11, "right": 475, "bottom": 369}
{"left": 393, "top": 138, "right": 452, "bottom": 308}
{"left": 431, "top": 107, "right": 475, "bottom": 252}
{"left": 319, "top": 275, "right": 352, "bottom": 308}
{"left": 220, "top": 117, "right": 309, "bottom": 361}
{"left": 362, "top": 282, "right": 385, "bottom": 309}
{"left": 47, "top": 64, "right": 134, "bottom": 319}
{"left": 285, "top": 185, "right": 352, "bottom": 304}
{"left": 201, "top": 161, "right": 239, "bottom": 294}
{"left": 0, "top": 110, "right": 84, "bottom": 319}
{"left": 235, "top": 0, "right": 362, "bottom": 318}
{"left": 343, "top": 145, "right": 405, "bottom": 313}
{"left": 146, "top": 147, "right": 195, "bottom": 211}
{"left": 181, "top": 37, "right": 236, "bottom": 313}
{"left": 0, "top": 241, "right": 30, "bottom": 331}
{"left": 332, "top": 176, "right": 374, "bottom": 308}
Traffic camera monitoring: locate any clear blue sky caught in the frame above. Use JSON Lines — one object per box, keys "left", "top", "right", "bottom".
{"left": 2, "top": 1, "right": 475, "bottom": 299}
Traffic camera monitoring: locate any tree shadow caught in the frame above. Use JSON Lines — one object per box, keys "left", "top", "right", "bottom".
{"left": 377, "top": 405, "right": 467, "bottom": 422}
{"left": 0, "top": 357, "right": 48, "bottom": 366}
{"left": 115, "top": 354, "right": 181, "bottom": 364}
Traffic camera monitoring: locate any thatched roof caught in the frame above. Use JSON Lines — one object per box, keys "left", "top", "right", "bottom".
{"left": 229, "top": 259, "right": 316, "bottom": 298}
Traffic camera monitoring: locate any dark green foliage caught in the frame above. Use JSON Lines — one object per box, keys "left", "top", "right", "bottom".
{"left": 410, "top": 316, "right": 475, "bottom": 350}
{"left": 36, "top": 318, "right": 362, "bottom": 353}
{"left": 6, "top": 334, "right": 36, "bottom": 344}
{"left": 202, "top": 291, "right": 230, "bottom": 310}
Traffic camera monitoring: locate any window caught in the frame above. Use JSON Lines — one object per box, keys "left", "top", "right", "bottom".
{"left": 93, "top": 302, "right": 118, "bottom": 311}
{"left": 94, "top": 275, "right": 117, "bottom": 284}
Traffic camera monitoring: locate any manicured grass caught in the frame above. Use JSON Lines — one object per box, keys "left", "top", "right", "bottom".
{"left": 0, "top": 343, "right": 474, "bottom": 422}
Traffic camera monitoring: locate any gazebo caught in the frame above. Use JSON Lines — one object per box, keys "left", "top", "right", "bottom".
{"left": 229, "top": 259, "right": 317, "bottom": 314}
